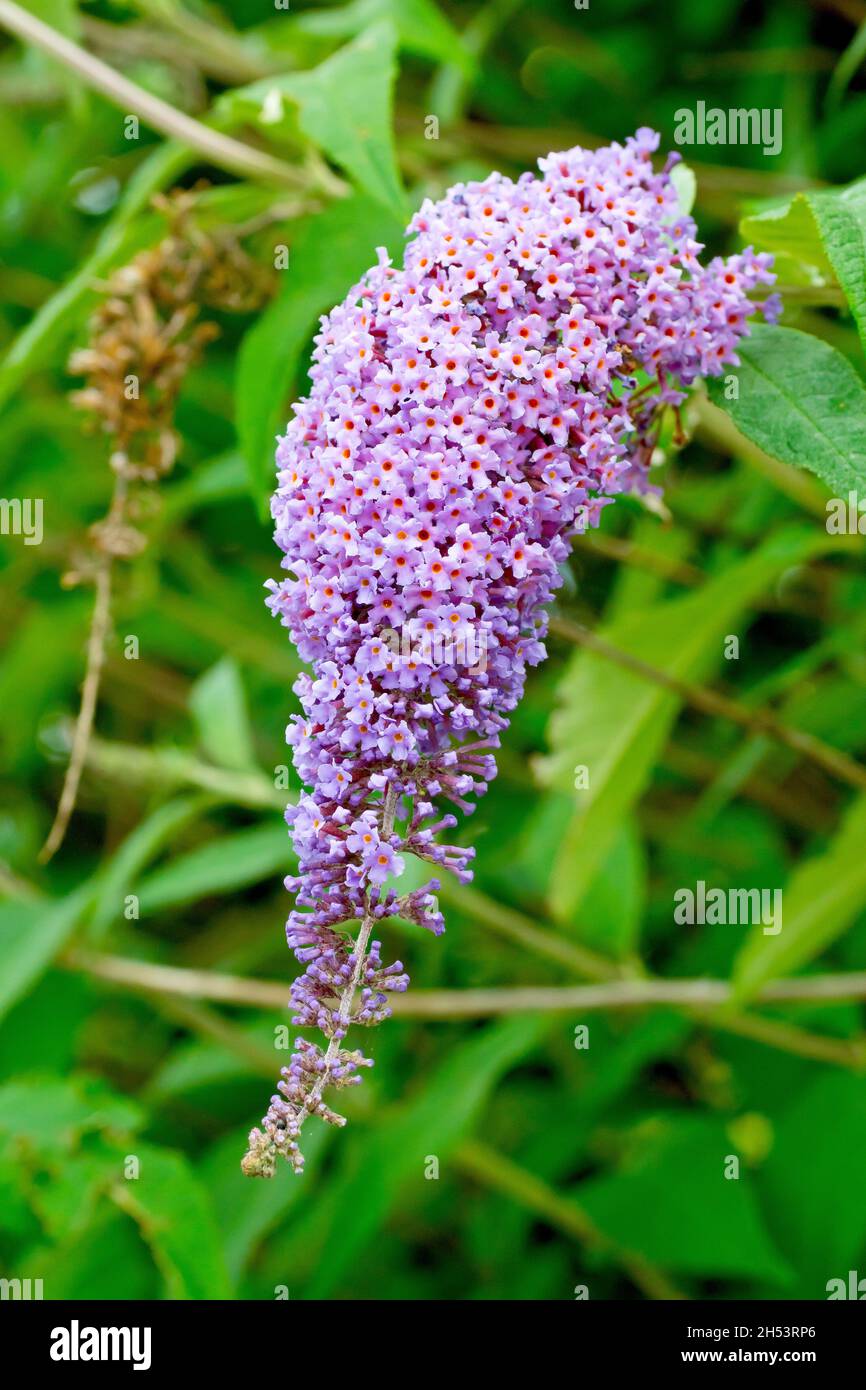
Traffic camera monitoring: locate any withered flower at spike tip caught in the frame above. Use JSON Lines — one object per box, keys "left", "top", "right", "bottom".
{"left": 40, "top": 188, "right": 273, "bottom": 862}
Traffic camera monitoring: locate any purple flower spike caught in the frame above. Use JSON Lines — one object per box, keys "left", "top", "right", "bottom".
{"left": 241, "top": 129, "right": 776, "bottom": 1177}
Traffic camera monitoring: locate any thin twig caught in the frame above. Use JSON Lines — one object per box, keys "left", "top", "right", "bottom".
{"left": 62, "top": 731, "right": 617, "bottom": 993}
{"left": 578, "top": 531, "right": 703, "bottom": 587}
{"left": 151, "top": 995, "right": 276, "bottom": 1077}
{"left": 710, "top": 1007, "right": 866, "bottom": 1068}
{"left": 61, "top": 949, "right": 866, "bottom": 1068}
{"left": 39, "top": 563, "right": 113, "bottom": 861}
{"left": 0, "top": 0, "right": 335, "bottom": 192}
{"left": 81, "top": 722, "right": 834, "bottom": 837}
{"left": 771, "top": 283, "right": 849, "bottom": 307}
{"left": 59, "top": 952, "right": 866, "bottom": 1011}
{"left": 549, "top": 613, "right": 866, "bottom": 793}
{"left": 808, "top": 0, "right": 866, "bottom": 26}
{"left": 130, "top": 0, "right": 276, "bottom": 82}
{"left": 57, "top": 735, "right": 866, "bottom": 1068}
{"left": 660, "top": 741, "right": 836, "bottom": 835}
{"left": 439, "top": 879, "right": 619, "bottom": 983}
{"left": 0, "top": 861, "right": 41, "bottom": 901}
{"left": 80, "top": 729, "right": 284, "bottom": 808}
{"left": 83, "top": 8, "right": 273, "bottom": 85}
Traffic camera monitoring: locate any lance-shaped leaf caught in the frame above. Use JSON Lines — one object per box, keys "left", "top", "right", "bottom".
{"left": 732, "top": 793, "right": 866, "bottom": 1001}
{"left": 536, "top": 527, "right": 836, "bottom": 924}
{"left": 236, "top": 192, "right": 404, "bottom": 510}
{"left": 219, "top": 22, "right": 405, "bottom": 218}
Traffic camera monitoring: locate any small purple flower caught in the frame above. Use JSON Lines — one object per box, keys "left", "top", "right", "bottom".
{"left": 242, "top": 129, "right": 776, "bottom": 1178}
{"left": 367, "top": 842, "right": 405, "bottom": 886}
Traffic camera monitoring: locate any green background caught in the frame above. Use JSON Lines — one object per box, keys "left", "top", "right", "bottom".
{"left": 1, "top": 0, "right": 866, "bottom": 1301}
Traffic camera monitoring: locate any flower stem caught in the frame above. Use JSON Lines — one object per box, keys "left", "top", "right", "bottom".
{"left": 287, "top": 782, "right": 401, "bottom": 1139}
{"left": 39, "top": 562, "right": 113, "bottom": 862}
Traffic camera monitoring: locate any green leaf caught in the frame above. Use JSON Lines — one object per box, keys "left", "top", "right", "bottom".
{"left": 0, "top": 1083, "right": 209, "bottom": 1296}
{"left": 135, "top": 822, "right": 290, "bottom": 913}
{"left": 189, "top": 658, "right": 256, "bottom": 771}
{"left": 148, "top": 1019, "right": 274, "bottom": 1099}
{"left": 740, "top": 196, "right": 835, "bottom": 277}
{"left": 303, "top": 1014, "right": 545, "bottom": 1297}
{"left": 0, "top": 1074, "right": 142, "bottom": 1150}
{"left": 26, "top": 1147, "right": 117, "bottom": 1244}
{"left": 808, "top": 181, "right": 866, "bottom": 354}
{"left": 742, "top": 180, "right": 866, "bottom": 352}
{"left": 110, "top": 1145, "right": 231, "bottom": 1299}
{"left": 288, "top": 19, "right": 404, "bottom": 214}
{"left": 670, "top": 161, "right": 696, "bottom": 216}
{"left": 707, "top": 323, "right": 866, "bottom": 494}
{"left": 537, "top": 527, "right": 834, "bottom": 922}
{"left": 758, "top": 1072, "right": 866, "bottom": 1292}
{"left": 577, "top": 818, "right": 646, "bottom": 959}
{"left": 90, "top": 796, "right": 210, "bottom": 937}
{"left": 25, "top": 1210, "right": 159, "bottom": 1301}
{"left": 0, "top": 974, "right": 90, "bottom": 1081}
{"left": 223, "top": 23, "right": 405, "bottom": 218}
{"left": 291, "top": 0, "right": 473, "bottom": 73}
{"left": 161, "top": 451, "right": 247, "bottom": 523}
{"left": 200, "top": 1126, "right": 329, "bottom": 1281}
{"left": 578, "top": 1118, "right": 791, "bottom": 1283}
{"left": 732, "top": 793, "right": 866, "bottom": 1001}
{"left": 0, "top": 890, "right": 90, "bottom": 1022}
{"left": 236, "top": 192, "right": 404, "bottom": 508}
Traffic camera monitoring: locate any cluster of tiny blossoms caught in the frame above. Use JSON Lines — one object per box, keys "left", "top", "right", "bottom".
{"left": 241, "top": 129, "right": 777, "bottom": 1177}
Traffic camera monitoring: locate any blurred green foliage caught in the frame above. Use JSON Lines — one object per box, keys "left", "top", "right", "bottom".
{"left": 1, "top": 0, "right": 866, "bottom": 1302}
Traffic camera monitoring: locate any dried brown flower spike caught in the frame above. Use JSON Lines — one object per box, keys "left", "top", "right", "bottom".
{"left": 40, "top": 188, "right": 271, "bottom": 861}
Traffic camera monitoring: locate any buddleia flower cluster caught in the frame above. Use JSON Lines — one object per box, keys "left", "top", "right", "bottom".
{"left": 241, "top": 128, "right": 778, "bottom": 1177}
